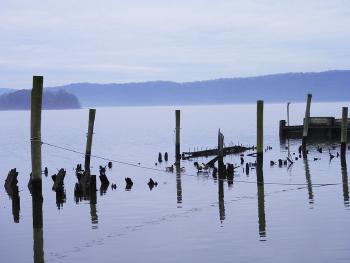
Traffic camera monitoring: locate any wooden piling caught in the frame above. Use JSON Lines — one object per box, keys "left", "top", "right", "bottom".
{"left": 31, "top": 76, "right": 43, "bottom": 182}
{"left": 256, "top": 100, "right": 264, "bottom": 183}
{"left": 218, "top": 129, "right": 225, "bottom": 178}
{"left": 341, "top": 107, "right": 348, "bottom": 167}
{"left": 84, "top": 109, "right": 96, "bottom": 173}
{"left": 175, "top": 110, "right": 181, "bottom": 164}
{"left": 30, "top": 76, "right": 44, "bottom": 257}
{"left": 302, "top": 94, "right": 312, "bottom": 155}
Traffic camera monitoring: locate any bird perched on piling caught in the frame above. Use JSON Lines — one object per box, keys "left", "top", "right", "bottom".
{"left": 44, "top": 167, "right": 48, "bottom": 176}
{"left": 164, "top": 152, "right": 168, "bottom": 162}
{"left": 158, "top": 152, "right": 163, "bottom": 163}
{"left": 108, "top": 162, "right": 113, "bottom": 169}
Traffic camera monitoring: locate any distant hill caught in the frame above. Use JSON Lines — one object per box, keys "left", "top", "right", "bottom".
{"left": 1, "top": 70, "right": 349, "bottom": 107}
{"left": 0, "top": 89, "right": 81, "bottom": 110}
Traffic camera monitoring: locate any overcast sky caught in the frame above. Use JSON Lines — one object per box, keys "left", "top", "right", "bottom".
{"left": 1, "top": 0, "right": 349, "bottom": 88}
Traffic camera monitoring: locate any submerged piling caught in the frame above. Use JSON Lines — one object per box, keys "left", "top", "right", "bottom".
{"left": 84, "top": 109, "right": 96, "bottom": 173}
{"left": 341, "top": 107, "right": 348, "bottom": 167}
{"left": 256, "top": 100, "right": 264, "bottom": 183}
{"left": 175, "top": 110, "right": 181, "bottom": 164}
{"left": 302, "top": 94, "right": 312, "bottom": 156}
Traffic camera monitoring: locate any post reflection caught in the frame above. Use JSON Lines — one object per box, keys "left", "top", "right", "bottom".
{"left": 175, "top": 164, "right": 182, "bottom": 207}
{"left": 74, "top": 174, "right": 98, "bottom": 228}
{"left": 32, "top": 181, "right": 44, "bottom": 263}
{"left": 55, "top": 188, "right": 66, "bottom": 210}
{"left": 303, "top": 157, "right": 314, "bottom": 205}
{"left": 5, "top": 184, "right": 20, "bottom": 223}
{"left": 218, "top": 179, "right": 225, "bottom": 223}
{"left": 90, "top": 175, "right": 98, "bottom": 228}
{"left": 341, "top": 158, "right": 349, "bottom": 207}
{"left": 256, "top": 161, "right": 266, "bottom": 239}
{"left": 257, "top": 183, "right": 266, "bottom": 239}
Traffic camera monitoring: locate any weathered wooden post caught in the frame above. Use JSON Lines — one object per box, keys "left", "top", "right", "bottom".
{"left": 287, "top": 102, "right": 291, "bottom": 126}
{"left": 218, "top": 129, "right": 225, "bottom": 179}
{"left": 31, "top": 76, "right": 43, "bottom": 188}
{"left": 256, "top": 100, "right": 264, "bottom": 183}
{"left": 175, "top": 110, "right": 181, "bottom": 164}
{"left": 84, "top": 109, "right": 96, "bottom": 173}
{"left": 341, "top": 107, "right": 348, "bottom": 167}
{"left": 302, "top": 94, "right": 312, "bottom": 156}
{"left": 31, "top": 76, "right": 44, "bottom": 263}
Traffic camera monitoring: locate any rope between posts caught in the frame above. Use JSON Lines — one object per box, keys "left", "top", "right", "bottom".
{"left": 41, "top": 141, "right": 341, "bottom": 187}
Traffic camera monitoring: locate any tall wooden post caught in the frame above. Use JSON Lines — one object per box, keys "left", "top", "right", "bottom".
{"left": 256, "top": 100, "right": 264, "bottom": 183}
{"left": 31, "top": 76, "right": 44, "bottom": 263}
{"left": 341, "top": 107, "right": 348, "bottom": 167}
{"left": 85, "top": 109, "right": 96, "bottom": 173}
{"left": 287, "top": 102, "right": 291, "bottom": 126}
{"left": 175, "top": 110, "right": 181, "bottom": 164}
{"left": 302, "top": 94, "right": 312, "bottom": 156}
{"left": 218, "top": 129, "right": 225, "bottom": 178}
{"left": 31, "top": 76, "right": 43, "bottom": 182}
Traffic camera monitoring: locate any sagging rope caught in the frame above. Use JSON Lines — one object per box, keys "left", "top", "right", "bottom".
{"left": 41, "top": 141, "right": 341, "bottom": 187}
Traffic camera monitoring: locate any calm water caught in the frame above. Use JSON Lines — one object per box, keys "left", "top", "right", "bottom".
{"left": 0, "top": 102, "right": 349, "bottom": 263}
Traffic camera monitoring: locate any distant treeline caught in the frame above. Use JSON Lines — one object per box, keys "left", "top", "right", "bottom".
{"left": 47, "top": 70, "right": 350, "bottom": 106}
{"left": 0, "top": 89, "right": 81, "bottom": 110}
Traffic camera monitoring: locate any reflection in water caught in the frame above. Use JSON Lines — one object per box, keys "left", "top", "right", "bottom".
{"left": 90, "top": 188, "right": 98, "bottom": 228}
{"left": 32, "top": 181, "right": 44, "bottom": 263}
{"left": 303, "top": 157, "right": 314, "bottom": 205}
{"left": 100, "top": 183, "right": 109, "bottom": 196}
{"left": 341, "top": 158, "right": 349, "bottom": 207}
{"left": 55, "top": 189, "right": 66, "bottom": 210}
{"left": 256, "top": 161, "right": 266, "bottom": 240}
{"left": 74, "top": 175, "right": 99, "bottom": 228}
{"left": 257, "top": 183, "right": 266, "bottom": 239}
{"left": 175, "top": 164, "right": 182, "bottom": 207}
{"left": 5, "top": 184, "right": 20, "bottom": 223}
{"left": 218, "top": 179, "right": 225, "bottom": 223}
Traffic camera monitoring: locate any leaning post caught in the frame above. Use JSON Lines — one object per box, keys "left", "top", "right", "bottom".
{"left": 175, "top": 110, "right": 181, "bottom": 164}
{"left": 341, "top": 107, "right": 348, "bottom": 167}
{"left": 84, "top": 109, "right": 96, "bottom": 173}
{"left": 302, "top": 94, "right": 312, "bottom": 156}
{"left": 256, "top": 100, "right": 264, "bottom": 183}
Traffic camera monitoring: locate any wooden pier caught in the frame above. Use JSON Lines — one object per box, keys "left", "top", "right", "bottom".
{"left": 280, "top": 117, "right": 350, "bottom": 140}
{"left": 181, "top": 145, "right": 254, "bottom": 160}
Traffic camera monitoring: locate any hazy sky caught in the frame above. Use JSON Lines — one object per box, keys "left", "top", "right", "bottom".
{"left": 1, "top": 0, "right": 350, "bottom": 88}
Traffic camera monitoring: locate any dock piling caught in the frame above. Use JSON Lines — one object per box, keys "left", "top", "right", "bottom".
{"left": 302, "top": 94, "right": 312, "bottom": 156}
{"left": 175, "top": 110, "right": 181, "bottom": 164}
{"left": 256, "top": 100, "right": 264, "bottom": 183}
{"left": 84, "top": 109, "right": 96, "bottom": 173}
{"left": 31, "top": 76, "right": 44, "bottom": 263}
{"left": 341, "top": 107, "right": 348, "bottom": 167}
